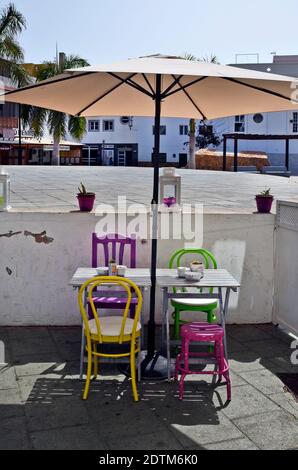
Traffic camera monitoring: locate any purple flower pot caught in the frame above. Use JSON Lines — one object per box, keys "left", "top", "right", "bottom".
{"left": 77, "top": 193, "right": 96, "bottom": 212}
{"left": 255, "top": 195, "right": 273, "bottom": 213}
{"left": 163, "top": 197, "right": 176, "bottom": 207}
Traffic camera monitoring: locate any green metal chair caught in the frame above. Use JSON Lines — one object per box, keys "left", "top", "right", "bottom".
{"left": 169, "top": 248, "right": 218, "bottom": 340}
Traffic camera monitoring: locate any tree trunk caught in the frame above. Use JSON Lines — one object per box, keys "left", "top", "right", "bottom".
{"left": 188, "top": 118, "right": 196, "bottom": 169}
{"left": 52, "top": 135, "right": 60, "bottom": 165}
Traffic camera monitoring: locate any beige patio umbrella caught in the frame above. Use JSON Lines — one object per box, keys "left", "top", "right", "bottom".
{"left": 3, "top": 55, "right": 298, "bottom": 118}
{"left": 4, "top": 55, "right": 298, "bottom": 377}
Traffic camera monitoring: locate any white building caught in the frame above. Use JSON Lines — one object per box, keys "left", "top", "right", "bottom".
{"left": 82, "top": 116, "right": 190, "bottom": 167}
{"left": 210, "top": 55, "right": 298, "bottom": 167}
{"left": 82, "top": 55, "right": 298, "bottom": 169}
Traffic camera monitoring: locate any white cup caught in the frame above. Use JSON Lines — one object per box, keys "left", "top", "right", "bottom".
{"left": 96, "top": 266, "right": 109, "bottom": 275}
{"left": 117, "top": 265, "right": 126, "bottom": 276}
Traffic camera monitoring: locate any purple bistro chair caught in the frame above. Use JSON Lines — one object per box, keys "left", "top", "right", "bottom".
{"left": 90, "top": 233, "right": 137, "bottom": 318}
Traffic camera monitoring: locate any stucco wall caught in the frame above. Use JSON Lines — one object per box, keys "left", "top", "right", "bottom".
{"left": 0, "top": 211, "right": 275, "bottom": 326}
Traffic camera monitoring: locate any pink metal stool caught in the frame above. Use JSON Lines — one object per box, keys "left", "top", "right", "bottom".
{"left": 175, "top": 322, "right": 231, "bottom": 401}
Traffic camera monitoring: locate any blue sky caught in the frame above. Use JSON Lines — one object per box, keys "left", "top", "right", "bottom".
{"left": 9, "top": 0, "right": 298, "bottom": 65}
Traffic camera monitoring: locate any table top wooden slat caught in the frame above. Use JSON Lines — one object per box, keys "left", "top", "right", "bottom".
{"left": 70, "top": 268, "right": 240, "bottom": 289}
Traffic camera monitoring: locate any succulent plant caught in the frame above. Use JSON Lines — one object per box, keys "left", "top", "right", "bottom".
{"left": 259, "top": 187, "right": 272, "bottom": 197}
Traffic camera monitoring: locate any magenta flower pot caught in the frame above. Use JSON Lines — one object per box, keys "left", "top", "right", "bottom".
{"left": 255, "top": 195, "right": 273, "bottom": 213}
{"left": 77, "top": 193, "right": 96, "bottom": 212}
{"left": 163, "top": 196, "right": 176, "bottom": 207}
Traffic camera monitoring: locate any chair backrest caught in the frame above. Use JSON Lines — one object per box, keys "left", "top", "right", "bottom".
{"left": 169, "top": 248, "right": 217, "bottom": 270}
{"left": 78, "top": 276, "right": 142, "bottom": 344}
{"left": 169, "top": 248, "right": 217, "bottom": 293}
{"left": 92, "top": 233, "right": 136, "bottom": 268}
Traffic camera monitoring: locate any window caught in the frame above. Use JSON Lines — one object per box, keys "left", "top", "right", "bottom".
{"left": 103, "top": 120, "right": 114, "bottom": 131}
{"left": 234, "top": 115, "right": 245, "bottom": 133}
{"left": 152, "top": 125, "right": 166, "bottom": 135}
{"left": 88, "top": 120, "right": 100, "bottom": 132}
{"left": 179, "top": 125, "right": 188, "bottom": 135}
{"left": 199, "top": 124, "right": 213, "bottom": 135}
{"left": 0, "top": 102, "right": 18, "bottom": 118}
{"left": 292, "top": 113, "right": 298, "bottom": 133}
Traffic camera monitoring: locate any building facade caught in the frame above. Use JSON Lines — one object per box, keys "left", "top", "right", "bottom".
{"left": 211, "top": 55, "right": 298, "bottom": 164}
{"left": 82, "top": 116, "right": 190, "bottom": 167}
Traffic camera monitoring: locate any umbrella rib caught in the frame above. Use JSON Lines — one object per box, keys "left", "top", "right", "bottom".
{"left": 108, "top": 72, "right": 154, "bottom": 98}
{"left": 161, "top": 75, "right": 183, "bottom": 97}
{"left": 162, "top": 76, "right": 208, "bottom": 98}
{"left": 142, "top": 73, "right": 155, "bottom": 95}
{"left": 76, "top": 73, "right": 137, "bottom": 116}
{"left": 173, "top": 75, "right": 207, "bottom": 119}
{"left": 220, "top": 77, "right": 297, "bottom": 103}
{"left": 3, "top": 71, "right": 96, "bottom": 97}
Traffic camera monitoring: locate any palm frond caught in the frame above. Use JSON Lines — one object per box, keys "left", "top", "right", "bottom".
{"left": 183, "top": 52, "right": 220, "bottom": 64}
{"left": 183, "top": 53, "right": 199, "bottom": 61}
{"left": 35, "top": 61, "right": 57, "bottom": 81}
{"left": 0, "top": 3, "right": 26, "bottom": 38}
{"left": 0, "top": 58, "right": 30, "bottom": 86}
{"left": 30, "top": 107, "right": 47, "bottom": 138}
{"left": 64, "top": 55, "right": 90, "bottom": 69}
{"left": 0, "top": 34, "right": 24, "bottom": 61}
{"left": 48, "top": 111, "right": 67, "bottom": 140}
{"left": 68, "top": 115, "right": 86, "bottom": 141}
{"left": 201, "top": 54, "right": 219, "bottom": 64}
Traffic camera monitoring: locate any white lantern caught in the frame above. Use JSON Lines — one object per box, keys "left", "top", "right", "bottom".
{"left": 159, "top": 167, "right": 181, "bottom": 207}
{"left": 0, "top": 169, "right": 11, "bottom": 211}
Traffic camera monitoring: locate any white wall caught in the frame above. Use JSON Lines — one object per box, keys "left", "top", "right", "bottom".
{"left": 82, "top": 110, "right": 298, "bottom": 164}
{"left": 83, "top": 116, "right": 190, "bottom": 162}
{"left": 274, "top": 201, "right": 298, "bottom": 335}
{"left": 213, "top": 110, "right": 298, "bottom": 156}
{"left": 0, "top": 211, "right": 275, "bottom": 326}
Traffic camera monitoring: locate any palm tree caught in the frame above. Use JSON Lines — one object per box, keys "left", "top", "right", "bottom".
{"left": 22, "top": 55, "right": 89, "bottom": 165}
{"left": 0, "top": 3, "right": 28, "bottom": 86}
{"left": 184, "top": 53, "right": 219, "bottom": 169}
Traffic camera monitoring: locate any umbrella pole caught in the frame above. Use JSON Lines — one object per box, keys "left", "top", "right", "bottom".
{"left": 140, "top": 74, "right": 170, "bottom": 379}
{"left": 147, "top": 73, "right": 161, "bottom": 357}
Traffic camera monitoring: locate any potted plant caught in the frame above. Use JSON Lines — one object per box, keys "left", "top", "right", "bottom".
{"left": 255, "top": 187, "right": 274, "bottom": 213}
{"left": 77, "top": 182, "right": 96, "bottom": 212}
{"left": 163, "top": 196, "right": 176, "bottom": 207}
{"left": 190, "top": 260, "right": 204, "bottom": 272}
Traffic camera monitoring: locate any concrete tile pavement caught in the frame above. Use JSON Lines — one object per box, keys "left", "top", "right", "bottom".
{"left": 4, "top": 166, "right": 298, "bottom": 213}
{"left": 0, "top": 323, "right": 297, "bottom": 450}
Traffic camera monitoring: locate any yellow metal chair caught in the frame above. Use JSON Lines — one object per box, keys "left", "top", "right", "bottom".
{"left": 78, "top": 276, "right": 143, "bottom": 402}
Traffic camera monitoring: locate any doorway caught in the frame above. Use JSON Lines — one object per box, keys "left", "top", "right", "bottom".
{"left": 179, "top": 153, "right": 188, "bottom": 167}
{"left": 102, "top": 149, "right": 114, "bottom": 166}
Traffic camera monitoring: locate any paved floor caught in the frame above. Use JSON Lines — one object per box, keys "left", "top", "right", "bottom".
{"left": 0, "top": 324, "right": 297, "bottom": 450}
{"left": 3, "top": 166, "right": 298, "bottom": 213}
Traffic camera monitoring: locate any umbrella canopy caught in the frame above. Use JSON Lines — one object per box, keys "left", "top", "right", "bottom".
{"left": 4, "top": 54, "right": 298, "bottom": 376}
{"left": 3, "top": 55, "right": 298, "bottom": 119}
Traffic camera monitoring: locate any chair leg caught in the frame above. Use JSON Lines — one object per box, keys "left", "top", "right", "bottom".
{"left": 175, "top": 353, "right": 181, "bottom": 380}
{"left": 93, "top": 342, "right": 98, "bottom": 379}
{"left": 173, "top": 307, "right": 180, "bottom": 340}
{"left": 130, "top": 340, "right": 139, "bottom": 402}
{"left": 137, "top": 339, "right": 141, "bottom": 382}
{"left": 224, "top": 371, "right": 231, "bottom": 401}
{"left": 83, "top": 343, "right": 92, "bottom": 400}
{"left": 179, "top": 373, "right": 186, "bottom": 400}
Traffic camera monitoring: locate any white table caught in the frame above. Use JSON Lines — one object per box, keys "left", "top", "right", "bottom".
{"left": 156, "top": 269, "right": 240, "bottom": 380}
{"left": 69, "top": 267, "right": 151, "bottom": 379}
{"left": 70, "top": 267, "right": 240, "bottom": 381}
